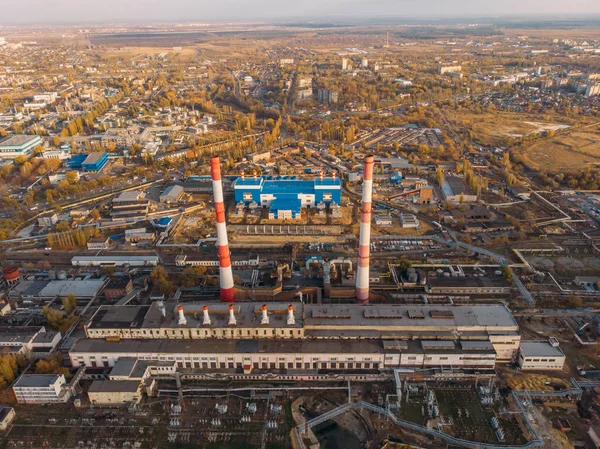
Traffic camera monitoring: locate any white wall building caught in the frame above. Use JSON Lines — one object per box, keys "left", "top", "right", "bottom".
{"left": 13, "top": 374, "right": 71, "bottom": 404}
{"left": 518, "top": 339, "right": 566, "bottom": 371}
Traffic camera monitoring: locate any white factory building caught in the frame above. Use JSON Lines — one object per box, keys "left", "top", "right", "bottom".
{"left": 12, "top": 374, "right": 71, "bottom": 404}
{"left": 70, "top": 303, "right": 521, "bottom": 378}
{"left": 71, "top": 256, "right": 159, "bottom": 267}
{"left": 517, "top": 339, "right": 566, "bottom": 371}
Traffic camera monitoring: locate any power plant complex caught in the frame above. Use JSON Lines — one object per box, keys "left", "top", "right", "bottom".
{"left": 65, "top": 157, "right": 533, "bottom": 384}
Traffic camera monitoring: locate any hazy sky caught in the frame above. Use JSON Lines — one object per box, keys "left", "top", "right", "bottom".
{"left": 1, "top": 0, "right": 600, "bottom": 24}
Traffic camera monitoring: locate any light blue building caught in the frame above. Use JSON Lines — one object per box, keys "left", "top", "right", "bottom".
{"left": 234, "top": 176, "right": 342, "bottom": 220}
{"left": 0, "top": 135, "right": 42, "bottom": 159}
{"left": 81, "top": 152, "right": 108, "bottom": 172}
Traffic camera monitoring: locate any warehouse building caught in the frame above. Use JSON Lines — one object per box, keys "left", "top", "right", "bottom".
{"left": 88, "top": 380, "right": 144, "bottom": 406}
{"left": 159, "top": 185, "right": 185, "bottom": 203}
{"left": 441, "top": 176, "right": 477, "bottom": 204}
{"left": 110, "top": 191, "right": 149, "bottom": 221}
{"left": 518, "top": 339, "right": 566, "bottom": 371}
{"left": 81, "top": 152, "right": 109, "bottom": 172}
{"left": 234, "top": 176, "right": 341, "bottom": 219}
{"left": 427, "top": 276, "right": 512, "bottom": 295}
{"left": 71, "top": 256, "right": 159, "bottom": 267}
{"left": 8, "top": 279, "right": 106, "bottom": 301}
{"left": 0, "top": 135, "right": 42, "bottom": 159}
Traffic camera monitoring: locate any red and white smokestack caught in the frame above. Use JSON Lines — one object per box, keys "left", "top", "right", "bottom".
{"left": 177, "top": 305, "right": 187, "bottom": 326}
{"left": 211, "top": 156, "right": 235, "bottom": 302}
{"left": 319, "top": 170, "right": 324, "bottom": 182}
{"left": 241, "top": 172, "right": 245, "bottom": 181}
{"left": 261, "top": 304, "right": 269, "bottom": 325}
{"left": 253, "top": 170, "right": 257, "bottom": 181}
{"left": 202, "top": 305, "right": 211, "bottom": 326}
{"left": 228, "top": 304, "right": 237, "bottom": 326}
{"left": 287, "top": 304, "right": 295, "bottom": 326}
{"left": 332, "top": 170, "right": 337, "bottom": 181}
{"left": 356, "top": 155, "right": 375, "bottom": 303}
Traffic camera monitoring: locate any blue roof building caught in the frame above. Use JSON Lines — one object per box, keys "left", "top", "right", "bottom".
{"left": 155, "top": 217, "right": 173, "bottom": 229}
{"left": 234, "top": 176, "right": 341, "bottom": 219}
{"left": 66, "top": 154, "right": 88, "bottom": 170}
{"left": 81, "top": 152, "right": 108, "bottom": 173}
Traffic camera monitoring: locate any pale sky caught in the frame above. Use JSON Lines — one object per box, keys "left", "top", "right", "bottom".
{"left": 1, "top": 0, "right": 599, "bottom": 24}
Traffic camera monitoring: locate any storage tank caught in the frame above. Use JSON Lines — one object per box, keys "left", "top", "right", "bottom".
{"left": 57, "top": 270, "right": 67, "bottom": 280}
{"left": 2, "top": 267, "right": 20, "bottom": 281}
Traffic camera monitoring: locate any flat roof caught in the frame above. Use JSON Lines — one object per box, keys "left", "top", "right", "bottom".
{"left": 88, "top": 302, "right": 303, "bottom": 330}
{"left": 0, "top": 135, "right": 40, "bottom": 147}
{"left": 72, "top": 256, "right": 158, "bottom": 263}
{"left": 32, "top": 331, "right": 59, "bottom": 344}
{"left": 161, "top": 185, "right": 184, "bottom": 197}
{"left": 443, "top": 176, "right": 474, "bottom": 197}
{"left": 304, "top": 304, "right": 517, "bottom": 330}
{"left": 114, "top": 191, "right": 145, "bottom": 202}
{"left": 88, "top": 379, "right": 141, "bottom": 393}
{"left": 82, "top": 152, "right": 106, "bottom": 165}
{"left": 519, "top": 341, "right": 565, "bottom": 358}
{"left": 108, "top": 357, "right": 137, "bottom": 377}
{"left": 0, "top": 326, "right": 43, "bottom": 344}
{"left": 38, "top": 279, "right": 106, "bottom": 298}
{"left": 86, "top": 302, "right": 518, "bottom": 332}
{"left": 14, "top": 374, "right": 62, "bottom": 388}
{"left": 428, "top": 276, "right": 511, "bottom": 289}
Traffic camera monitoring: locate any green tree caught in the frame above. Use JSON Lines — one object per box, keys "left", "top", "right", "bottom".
{"left": 396, "top": 257, "right": 412, "bottom": 271}
{"left": 42, "top": 305, "right": 65, "bottom": 329}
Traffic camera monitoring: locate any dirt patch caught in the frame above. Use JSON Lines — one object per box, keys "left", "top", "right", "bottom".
{"left": 523, "top": 128, "right": 600, "bottom": 170}
{"left": 585, "top": 257, "right": 600, "bottom": 270}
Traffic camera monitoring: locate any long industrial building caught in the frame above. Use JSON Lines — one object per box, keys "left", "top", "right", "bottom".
{"left": 71, "top": 302, "right": 520, "bottom": 376}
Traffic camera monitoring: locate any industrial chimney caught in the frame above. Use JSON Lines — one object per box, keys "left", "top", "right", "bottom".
{"left": 261, "top": 304, "right": 269, "bottom": 325}
{"left": 211, "top": 156, "right": 235, "bottom": 302}
{"left": 202, "top": 305, "right": 211, "bottom": 326}
{"left": 228, "top": 304, "right": 237, "bottom": 326}
{"left": 356, "top": 155, "right": 375, "bottom": 303}
{"left": 177, "top": 305, "right": 187, "bottom": 326}
{"left": 287, "top": 304, "right": 295, "bottom": 326}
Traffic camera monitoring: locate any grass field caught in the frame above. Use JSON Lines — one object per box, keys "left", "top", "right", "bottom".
{"left": 523, "top": 128, "right": 600, "bottom": 170}
{"left": 445, "top": 111, "right": 572, "bottom": 148}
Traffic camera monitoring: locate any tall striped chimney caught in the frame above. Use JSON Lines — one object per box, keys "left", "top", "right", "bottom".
{"left": 211, "top": 156, "right": 235, "bottom": 302}
{"left": 356, "top": 155, "right": 374, "bottom": 303}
